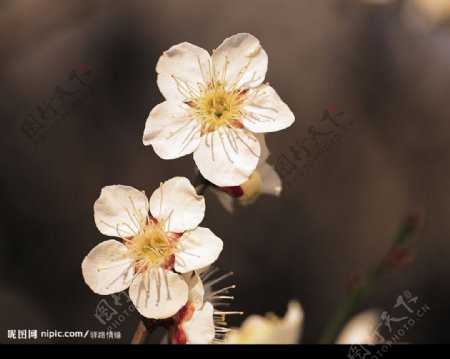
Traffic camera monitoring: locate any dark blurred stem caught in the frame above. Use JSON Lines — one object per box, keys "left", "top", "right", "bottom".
{"left": 318, "top": 212, "right": 422, "bottom": 344}
{"left": 131, "top": 320, "right": 153, "bottom": 344}
{"left": 130, "top": 172, "right": 210, "bottom": 344}
{"left": 193, "top": 170, "right": 210, "bottom": 195}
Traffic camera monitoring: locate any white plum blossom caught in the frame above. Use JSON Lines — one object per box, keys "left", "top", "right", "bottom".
{"left": 81, "top": 177, "right": 223, "bottom": 320}
{"left": 225, "top": 301, "right": 304, "bottom": 344}
{"left": 211, "top": 134, "right": 282, "bottom": 212}
{"left": 143, "top": 33, "right": 295, "bottom": 187}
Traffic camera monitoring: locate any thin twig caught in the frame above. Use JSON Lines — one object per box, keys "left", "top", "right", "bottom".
{"left": 318, "top": 210, "right": 424, "bottom": 344}
{"left": 131, "top": 320, "right": 152, "bottom": 344}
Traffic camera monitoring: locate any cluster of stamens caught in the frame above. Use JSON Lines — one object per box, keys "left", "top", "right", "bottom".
{"left": 170, "top": 55, "right": 266, "bottom": 136}
{"left": 189, "top": 82, "right": 247, "bottom": 134}
{"left": 122, "top": 217, "right": 179, "bottom": 273}
{"left": 201, "top": 267, "right": 243, "bottom": 343}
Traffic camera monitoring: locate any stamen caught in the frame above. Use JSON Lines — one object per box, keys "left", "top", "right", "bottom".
{"left": 104, "top": 264, "right": 133, "bottom": 289}
{"left": 197, "top": 55, "right": 208, "bottom": 85}
{"left": 204, "top": 271, "right": 234, "bottom": 287}
{"left": 221, "top": 56, "right": 229, "bottom": 83}
{"left": 210, "top": 132, "right": 215, "bottom": 161}
{"left": 154, "top": 268, "right": 161, "bottom": 305}
{"left": 159, "top": 182, "right": 164, "bottom": 218}
{"left": 166, "top": 116, "right": 193, "bottom": 140}
{"left": 97, "top": 258, "right": 132, "bottom": 271}
{"left": 199, "top": 266, "right": 220, "bottom": 281}
{"left": 234, "top": 130, "right": 259, "bottom": 157}
{"left": 224, "top": 127, "right": 238, "bottom": 153}
{"left": 171, "top": 75, "right": 199, "bottom": 99}
{"left": 163, "top": 269, "right": 171, "bottom": 301}
{"left": 128, "top": 195, "right": 146, "bottom": 230}
{"left": 99, "top": 220, "right": 134, "bottom": 238}
{"left": 218, "top": 130, "right": 233, "bottom": 163}
{"left": 125, "top": 208, "right": 142, "bottom": 234}
{"left": 206, "top": 285, "right": 236, "bottom": 300}
{"left": 163, "top": 209, "right": 174, "bottom": 232}
{"left": 214, "top": 311, "right": 244, "bottom": 316}
{"left": 201, "top": 267, "right": 240, "bottom": 343}
{"left": 143, "top": 270, "right": 150, "bottom": 307}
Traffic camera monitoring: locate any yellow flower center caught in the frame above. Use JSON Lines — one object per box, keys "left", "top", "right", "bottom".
{"left": 190, "top": 82, "right": 247, "bottom": 134}
{"left": 127, "top": 226, "right": 174, "bottom": 270}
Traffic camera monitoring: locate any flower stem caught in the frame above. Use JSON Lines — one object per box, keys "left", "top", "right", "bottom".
{"left": 193, "top": 170, "right": 210, "bottom": 195}
{"left": 130, "top": 172, "right": 210, "bottom": 344}
{"left": 131, "top": 320, "right": 152, "bottom": 344}
{"left": 318, "top": 211, "right": 423, "bottom": 344}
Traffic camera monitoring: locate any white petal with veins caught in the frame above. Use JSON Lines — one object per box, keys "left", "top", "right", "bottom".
{"left": 157, "top": 42, "right": 210, "bottom": 102}
{"left": 129, "top": 268, "right": 188, "bottom": 319}
{"left": 212, "top": 33, "right": 268, "bottom": 90}
{"left": 175, "top": 227, "right": 223, "bottom": 273}
{"left": 149, "top": 177, "right": 205, "bottom": 233}
{"left": 194, "top": 128, "right": 261, "bottom": 187}
{"left": 94, "top": 185, "right": 148, "bottom": 238}
{"left": 143, "top": 101, "right": 201, "bottom": 159}
{"left": 82, "top": 240, "right": 134, "bottom": 295}
{"left": 182, "top": 301, "right": 215, "bottom": 344}
{"left": 242, "top": 86, "right": 295, "bottom": 133}
{"left": 183, "top": 272, "right": 205, "bottom": 310}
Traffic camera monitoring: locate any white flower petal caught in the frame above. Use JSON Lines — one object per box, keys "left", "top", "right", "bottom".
{"left": 193, "top": 128, "right": 261, "bottom": 187}
{"left": 284, "top": 300, "right": 304, "bottom": 343}
{"left": 211, "top": 187, "right": 235, "bottom": 213}
{"left": 257, "top": 162, "right": 282, "bottom": 197}
{"left": 81, "top": 240, "right": 134, "bottom": 295}
{"left": 156, "top": 42, "right": 210, "bottom": 102}
{"left": 129, "top": 268, "right": 188, "bottom": 319}
{"left": 255, "top": 133, "right": 269, "bottom": 164}
{"left": 336, "top": 309, "right": 381, "bottom": 344}
{"left": 242, "top": 86, "right": 295, "bottom": 133}
{"left": 182, "top": 301, "right": 215, "bottom": 344}
{"left": 94, "top": 185, "right": 148, "bottom": 238}
{"left": 175, "top": 227, "right": 223, "bottom": 273}
{"left": 226, "top": 300, "right": 303, "bottom": 344}
{"left": 143, "top": 101, "right": 201, "bottom": 159}
{"left": 149, "top": 177, "right": 205, "bottom": 232}
{"left": 212, "top": 33, "right": 268, "bottom": 90}
{"left": 185, "top": 272, "right": 205, "bottom": 310}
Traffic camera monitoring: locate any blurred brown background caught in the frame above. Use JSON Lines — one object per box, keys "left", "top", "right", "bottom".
{"left": 1, "top": 0, "right": 449, "bottom": 343}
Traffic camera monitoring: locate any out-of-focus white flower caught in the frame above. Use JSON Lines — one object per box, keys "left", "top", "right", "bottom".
{"left": 81, "top": 177, "right": 223, "bottom": 320}
{"left": 211, "top": 134, "right": 282, "bottom": 213}
{"left": 143, "top": 33, "right": 295, "bottom": 187}
{"left": 405, "top": 0, "right": 450, "bottom": 29}
{"left": 170, "top": 268, "right": 240, "bottom": 344}
{"left": 336, "top": 310, "right": 382, "bottom": 344}
{"left": 225, "top": 301, "right": 304, "bottom": 344}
